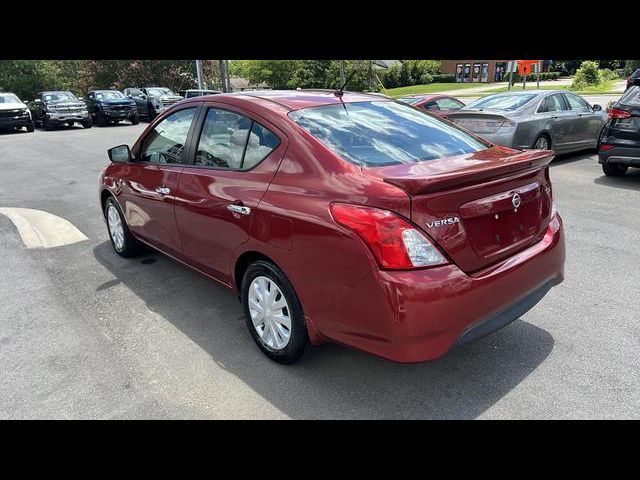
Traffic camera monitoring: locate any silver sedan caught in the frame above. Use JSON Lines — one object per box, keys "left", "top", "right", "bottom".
{"left": 446, "top": 90, "right": 608, "bottom": 153}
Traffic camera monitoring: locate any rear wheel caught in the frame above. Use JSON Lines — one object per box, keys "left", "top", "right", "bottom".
{"left": 104, "top": 197, "right": 143, "bottom": 258}
{"left": 241, "top": 260, "right": 310, "bottom": 364}
{"left": 602, "top": 163, "right": 628, "bottom": 176}
{"left": 43, "top": 116, "right": 54, "bottom": 131}
{"left": 81, "top": 117, "right": 92, "bottom": 129}
{"left": 130, "top": 114, "right": 140, "bottom": 125}
{"left": 26, "top": 121, "right": 34, "bottom": 132}
{"left": 533, "top": 134, "right": 551, "bottom": 150}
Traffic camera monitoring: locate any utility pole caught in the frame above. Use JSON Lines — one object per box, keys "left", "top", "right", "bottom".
{"left": 219, "top": 60, "right": 228, "bottom": 92}
{"left": 196, "top": 60, "right": 204, "bottom": 89}
{"left": 224, "top": 60, "right": 231, "bottom": 92}
{"left": 340, "top": 60, "right": 345, "bottom": 86}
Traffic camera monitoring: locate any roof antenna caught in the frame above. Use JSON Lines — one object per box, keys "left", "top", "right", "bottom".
{"left": 334, "top": 70, "right": 357, "bottom": 98}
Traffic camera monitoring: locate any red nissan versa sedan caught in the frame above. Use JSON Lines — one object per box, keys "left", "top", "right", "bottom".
{"left": 99, "top": 90, "right": 565, "bottom": 364}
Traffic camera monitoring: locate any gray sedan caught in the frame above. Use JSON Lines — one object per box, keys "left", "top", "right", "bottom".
{"left": 446, "top": 90, "right": 608, "bottom": 153}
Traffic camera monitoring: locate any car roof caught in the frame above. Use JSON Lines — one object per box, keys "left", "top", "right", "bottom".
{"left": 235, "top": 89, "right": 390, "bottom": 111}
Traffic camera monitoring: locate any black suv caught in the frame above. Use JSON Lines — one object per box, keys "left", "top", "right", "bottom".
{"left": 28, "top": 91, "right": 92, "bottom": 130}
{"left": 87, "top": 90, "right": 139, "bottom": 126}
{"left": 122, "top": 87, "right": 183, "bottom": 120}
{"left": 598, "top": 85, "right": 640, "bottom": 176}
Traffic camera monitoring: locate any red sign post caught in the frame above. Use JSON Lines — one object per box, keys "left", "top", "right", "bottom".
{"left": 517, "top": 60, "right": 542, "bottom": 89}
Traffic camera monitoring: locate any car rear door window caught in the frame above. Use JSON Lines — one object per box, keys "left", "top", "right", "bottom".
{"left": 422, "top": 101, "right": 440, "bottom": 111}
{"left": 195, "top": 108, "right": 280, "bottom": 170}
{"left": 538, "top": 94, "right": 568, "bottom": 113}
{"left": 138, "top": 108, "right": 196, "bottom": 164}
{"left": 435, "top": 98, "right": 464, "bottom": 110}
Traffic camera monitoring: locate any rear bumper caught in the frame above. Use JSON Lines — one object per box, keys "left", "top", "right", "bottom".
{"left": 324, "top": 215, "right": 565, "bottom": 363}
{"left": 599, "top": 145, "right": 640, "bottom": 166}
{"left": 477, "top": 130, "right": 518, "bottom": 149}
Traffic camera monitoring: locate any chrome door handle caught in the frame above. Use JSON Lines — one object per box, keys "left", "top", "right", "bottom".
{"left": 227, "top": 204, "right": 251, "bottom": 216}
{"left": 155, "top": 186, "right": 170, "bottom": 195}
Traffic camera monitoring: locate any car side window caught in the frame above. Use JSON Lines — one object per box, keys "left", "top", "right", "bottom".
{"left": 242, "top": 122, "right": 280, "bottom": 169}
{"left": 564, "top": 94, "right": 591, "bottom": 113}
{"left": 422, "top": 101, "right": 440, "bottom": 111}
{"left": 435, "top": 98, "right": 464, "bottom": 110}
{"left": 138, "top": 108, "right": 196, "bottom": 164}
{"left": 194, "top": 108, "right": 279, "bottom": 170}
{"left": 538, "top": 94, "right": 567, "bottom": 113}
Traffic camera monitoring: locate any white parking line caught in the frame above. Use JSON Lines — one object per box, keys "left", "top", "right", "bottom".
{"left": 0, "top": 207, "right": 88, "bottom": 248}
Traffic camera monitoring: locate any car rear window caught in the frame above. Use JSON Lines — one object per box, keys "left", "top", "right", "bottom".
{"left": 463, "top": 93, "right": 537, "bottom": 111}
{"left": 619, "top": 85, "right": 640, "bottom": 105}
{"left": 288, "top": 101, "right": 488, "bottom": 167}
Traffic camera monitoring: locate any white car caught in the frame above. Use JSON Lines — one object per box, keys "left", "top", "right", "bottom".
{"left": 0, "top": 92, "right": 34, "bottom": 132}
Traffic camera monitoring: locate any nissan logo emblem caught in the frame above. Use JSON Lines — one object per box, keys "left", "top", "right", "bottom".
{"left": 512, "top": 193, "right": 522, "bottom": 209}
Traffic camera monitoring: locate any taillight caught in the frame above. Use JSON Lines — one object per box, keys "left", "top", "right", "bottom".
{"left": 600, "top": 144, "right": 615, "bottom": 151}
{"left": 330, "top": 203, "right": 447, "bottom": 270}
{"left": 608, "top": 108, "right": 631, "bottom": 119}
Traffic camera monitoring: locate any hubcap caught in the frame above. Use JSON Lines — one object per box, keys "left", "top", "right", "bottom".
{"left": 535, "top": 137, "right": 549, "bottom": 149}
{"left": 107, "top": 205, "right": 125, "bottom": 251}
{"left": 248, "top": 276, "right": 291, "bottom": 350}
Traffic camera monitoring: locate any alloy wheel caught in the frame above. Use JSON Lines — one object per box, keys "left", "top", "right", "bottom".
{"left": 107, "top": 205, "right": 125, "bottom": 251}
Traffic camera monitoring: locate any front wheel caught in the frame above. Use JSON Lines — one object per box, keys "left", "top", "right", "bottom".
{"left": 104, "top": 197, "right": 143, "bottom": 258}
{"left": 81, "top": 117, "right": 92, "bottom": 129}
{"left": 130, "top": 114, "right": 140, "bottom": 125}
{"left": 43, "top": 116, "right": 54, "bottom": 131}
{"left": 602, "top": 163, "right": 628, "bottom": 176}
{"left": 26, "top": 121, "right": 34, "bottom": 132}
{"left": 96, "top": 113, "right": 107, "bottom": 127}
{"left": 241, "top": 260, "right": 310, "bottom": 364}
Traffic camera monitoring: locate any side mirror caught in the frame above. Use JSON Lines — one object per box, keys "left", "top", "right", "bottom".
{"left": 592, "top": 104, "right": 602, "bottom": 111}
{"left": 108, "top": 145, "right": 131, "bottom": 163}
{"left": 139, "top": 94, "right": 147, "bottom": 100}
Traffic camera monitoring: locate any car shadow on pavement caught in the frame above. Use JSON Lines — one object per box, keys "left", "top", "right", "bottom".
{"left": 594, "top": 168, "right": 640, "bottom": 191}
{"left": 550, "top": 150, "right": 596, "bottom": 166}
{"left": 93, "top": 241, "right": 554, "bottom": 419}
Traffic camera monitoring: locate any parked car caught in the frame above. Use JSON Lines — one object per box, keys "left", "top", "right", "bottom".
{"left": 397, "top": 94, "right": 465, "bottom": 118}
{"left": 598, "top": 85, "right": 640, "bottom": 176}
{"left": 447, "top": 90, "right": 607, "bottom": 153}
{"left": 87, "top": 90, "right": 139, "bottom": 126}
{"left": 28, "top": 91, "right": 92, "bottom": 130}
{"left": 179, "top": 89, "right": 222, "bottom": 98}
{"left": 99, "top": 90, "right": 565, "bottom": 364}
{"left": 626, "top": 69, "right": 640, "bottom": 90}
{"left": 123, "top": 87, "right": 183, "bottom": 120}
{"left": 0, "top": 92, "right": 34, "bottom": 132}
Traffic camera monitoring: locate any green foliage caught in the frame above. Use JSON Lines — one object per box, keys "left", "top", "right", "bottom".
{"left": 432, "top": 74, "right": 456, "bottom": 83}
{"left": 625, "top": 60, "right": 640, "bottom": 76}
{"left": 0, "top": 60, "right": 82, "bottom": 100}
{"left": 571, "top": 61, "right": 601, "bottom": 89}
{"left": 382, "top": 60, "right": 442, "bottom": 88}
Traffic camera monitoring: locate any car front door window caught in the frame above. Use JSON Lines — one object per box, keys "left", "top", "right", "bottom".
{"left": 138, "top": 108, "right": 196, "bottom": 164}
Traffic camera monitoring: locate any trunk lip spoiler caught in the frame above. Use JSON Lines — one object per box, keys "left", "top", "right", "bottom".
{"left": 377, "top": 150, "right": 555, "bottom": 196}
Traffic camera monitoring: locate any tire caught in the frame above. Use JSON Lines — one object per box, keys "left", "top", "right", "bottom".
{"left": 26, "top": 121, "right": 34, "bottom": 132}
{"left": 241, "top": 260, "right": 310, "bottom": 364}
{"left": 81, "top": 117, "right": 92, "bottom": 129}
{"left": 148, "top": 105, "right": 157, "bottom": 121}
{"left": 130, "top": 114, "right": 140, "bottom": 125}
{"left": 602, "top": 163, "right": 628, "bottom": 176}
{"left": 43, "top": 116, "right": 54, "bottom": 131}
{"left": 96, "top": 113, "right": 107, "bottom": 127}
{"left": 533, "top": 133, "right": 551, "bottom": 150}
{"left": 104, "top": 196, "right": 143, "bottom": 258}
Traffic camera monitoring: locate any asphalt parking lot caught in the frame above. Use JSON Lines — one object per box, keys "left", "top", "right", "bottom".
{"left": 1, "top": 122, "right": 639, "bottom": 419}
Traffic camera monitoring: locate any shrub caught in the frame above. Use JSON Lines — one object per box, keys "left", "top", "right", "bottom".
{"left": 432, "top": 74, "right": 455, "bottom": 83}
{"left": 599, "top": 68, "right": 619, "bottom": 81}
{"left": 382, "top": 64, "right": 402, "bottom": 88}
{"left": 571, "top": 60, "right": 601, "bottom": 89}
{"left": 419, "top": 73, "right": 433, "bottom": 84}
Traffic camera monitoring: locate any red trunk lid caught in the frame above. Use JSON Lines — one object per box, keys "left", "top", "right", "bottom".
{"left": 364, "top": 147, "right": 555, "bottom": 273}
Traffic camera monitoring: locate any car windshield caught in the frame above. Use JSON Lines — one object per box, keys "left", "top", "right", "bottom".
{"left": 43, "top": 92, "right": 77, "bottom": 102}
{"left": 0, "top": 94, "right": 21, "bottom": 104}
{"left": 147, "top": 88, "right": 176, "bottom": 96}
{"left": 289, "top": 101, "right": 488, "bottom": 167}
{"left": 95, "top": 91, "right": 125, "bottom": 100}
{"left": 463, "top": 93, "right": 537, "bottom": 111}
{"left": 398, "top": 97, "right": 422, "bottom": 105}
